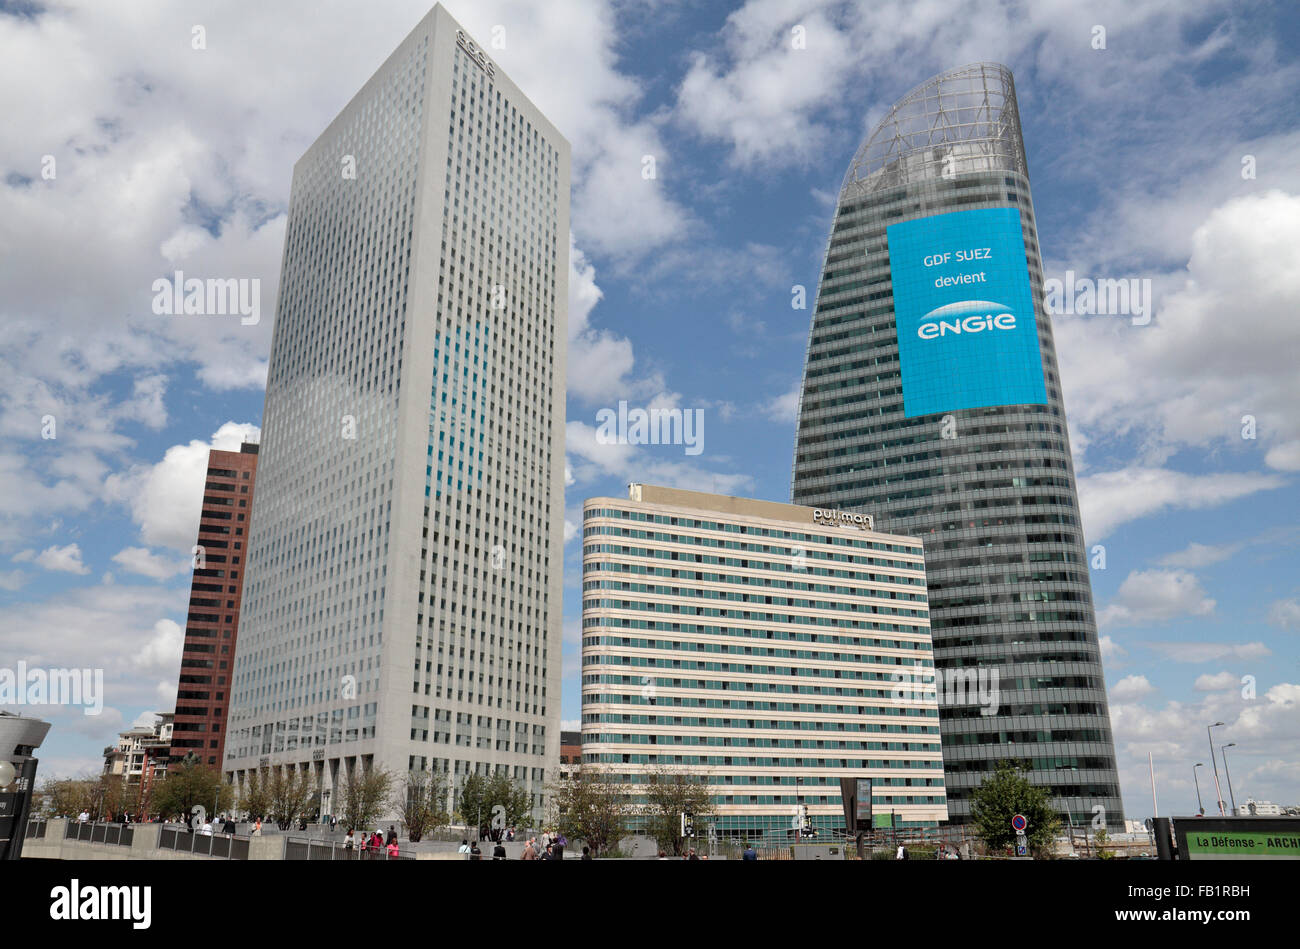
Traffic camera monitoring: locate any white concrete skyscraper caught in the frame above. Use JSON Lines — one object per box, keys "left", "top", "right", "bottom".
{"left": 225, "top": 5, "right": 569, "bottom": 820}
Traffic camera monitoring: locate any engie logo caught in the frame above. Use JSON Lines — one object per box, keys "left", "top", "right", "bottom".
{"left": 917, "top": 300, "right": 1016, "bottom": 339}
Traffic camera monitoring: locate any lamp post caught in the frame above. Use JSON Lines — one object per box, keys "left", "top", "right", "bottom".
{"left": 1220, "top": 743, "right": 1238, "bottom": 814}
{"left": 1193, "top": 763, "right": 1205, "bottom": 816}
{"left": 1207, "top": 722, "right": 1226, "bottom": 816}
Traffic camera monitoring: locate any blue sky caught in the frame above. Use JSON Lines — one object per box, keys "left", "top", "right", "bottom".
{"left": 1, "top": 0, "right": 1297, "bottom": 822}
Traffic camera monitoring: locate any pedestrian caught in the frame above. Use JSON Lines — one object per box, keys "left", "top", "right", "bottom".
{"left": 554, "top": 831, "right": 567, "bottom": 860}
{"left": 470, "top": 840, "right": 482, "bottom": 861}
{"left": 541, "top": 844, "right": 555, "bottom": 860}
{"left": 521, "top": 840, "right": 537, "bottom": 860}
{"left": 743, "top": 843, "right": 757, "bottom": 861}
{"left": 387, "top": 825, "right": 398, "bottom": 846}
{"left": 345, "top": 829, "right": 356, "bottom": 851}
{"left": 78, "top": 810, "right": 89, "bottom": 824}
{"left": 506, "top": 827, "right": 515, "bottom": 842}
{"left": 458, "top": 839, "right": 471, "bottom": 856}
{"left": 200, "top": 820, "right": 213, "bottom": 836}
{"left": 581, "top": 846, "right": 592, "bottom": 860}
{"left": 493, "top": 840, "right": 507, "bottom": 860}
{"left": 253, "top": 818, "right": 262, "bottom": 837}
{"left": 687, "top": 848, "right": 699, "bottom": 860}
{"left": 387, "top": 838, "right": 400, "bottom": 859}
{"left": 330, "top": 815, "right": 338, "bottom": 833}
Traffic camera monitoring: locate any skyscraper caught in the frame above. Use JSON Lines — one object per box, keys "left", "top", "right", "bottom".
{"left": 170, "top": 442, "right": 258, "bottom": 767}
{"left": 791, "top": 64, "right": 1123, "bottom": 828}
{"left": 225, "top": 5, "right": 569, "bottom": 821}
{"left": 581, "top": 484, "right": 946, "bottom": 836}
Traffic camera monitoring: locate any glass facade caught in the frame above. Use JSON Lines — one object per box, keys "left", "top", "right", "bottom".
{"left": 791, "top": 64, "right": 1123, "bottom": 828}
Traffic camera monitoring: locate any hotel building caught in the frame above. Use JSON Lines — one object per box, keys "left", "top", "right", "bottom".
{"left": 580, "top": 483, "right": 947, "bottom": 835}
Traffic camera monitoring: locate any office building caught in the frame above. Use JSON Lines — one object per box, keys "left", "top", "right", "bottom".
{"left": 790, "top": 63, "right": 1123, "bottom": 826}
{"left": 225, "top": 5, "right": 569, "bottom": 822}
{"left": 581, "top": 483, "right": 947, "bottom": 835}
{"left": 169, "top": 443, "right": 258, "bottom": 766}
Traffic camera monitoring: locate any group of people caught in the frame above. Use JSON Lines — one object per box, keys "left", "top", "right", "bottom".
{"left": 458, "top": 829, "right": 585, "bottom": 860}
{"left": 343, "top": 825, "right": 402, "bottom": 858}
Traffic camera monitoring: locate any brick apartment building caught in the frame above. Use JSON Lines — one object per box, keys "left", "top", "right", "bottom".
{"left": 169, "top": 442, "right": 258, "bottom": 767}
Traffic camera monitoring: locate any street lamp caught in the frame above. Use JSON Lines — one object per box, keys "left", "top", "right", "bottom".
{"left": 1193, "top": 763, "right": 1205, "bottom": 816}
{"left": 1220, "top": 743, "right": 1238, "bottom": 814}
{"left": 1207, "top": 722, "right": 1226, "bottom": 816}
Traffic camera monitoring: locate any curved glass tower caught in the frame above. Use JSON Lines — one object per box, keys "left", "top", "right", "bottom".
{"left": 791, "top": 64, "right": 1123, "bottom": 828}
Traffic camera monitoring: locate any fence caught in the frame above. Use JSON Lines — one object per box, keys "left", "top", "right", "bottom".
{"left": 283, "top": 837, "right": 416, "bottom": 860}
{"left": 63, "top": 820, "right": 135, "bottom": 847}
{"left": 25, "top": 818, "right": 47, "bottom": 841}
{"left": 157, "top": 825, "right": 250, "bottom": 859}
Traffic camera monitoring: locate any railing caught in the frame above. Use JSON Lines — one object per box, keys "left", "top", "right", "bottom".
{"left": 25, "top": 818, "right": 47, "bottom": 840}
{"left": 157, "top": 825, "right": 249, "bottom": 859}
{"left": 283, "top": 837, "right": 416, "bottom": 860}
{"left": 63, "top": 820, "right": 135, "bottom": 847}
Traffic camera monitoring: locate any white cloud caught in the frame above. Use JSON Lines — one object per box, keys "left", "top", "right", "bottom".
{"left": 1098, "top": 569, "right": 1216, "bottom": 628}
{"left": 762, "top": 384, "right": 801, "bottom": 424}
{"left": 1110, "top": 675, "right": 1155, "bottom": 700}
{"left": 1145, "top": 641, "right": 1271, "bottom": 664}
{"left": 103, "top": 420, "right": 259, "bottom": 550}
{"left": 1098, "top": 635, "right": 1126, "bottom": 663}
{"left": 111, "top": 546, "right": 191, "bottom": 581}
{"left": 1078, "top": 468, "right": 1284, "bottom": 542}
{"left": 1157, "top": 541, "right": 1244, "bottom": 569}
{"left": 32, "top": 543, "right": 91, "bottom": 575}
{"left": 1194, "top": 671, "right": 1240, "bottom": 692}
{"left": 1267, "top": 597, "right": 1300, "bottom": 629}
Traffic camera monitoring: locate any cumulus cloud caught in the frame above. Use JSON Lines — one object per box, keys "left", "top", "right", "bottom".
{"left": 103, "top": 420, "right": 259, "bottom": 550}
{"left": 1110, "top": 675, "right": 1155, "bottom": 700}
{"left": 111, "top": 546, "right": 191, "bottom": 581}
{"left": 1145, "top": 641, "right": 1271, "bottom": 664}
{"left": 1267, "top": 597, "right": 1300, "bottom": 629}
{"left": 1098, "top": 569, "right": 1216, "bottom": 628}
{"left": 22, "top": 543, "right": 92, "bottom": 575}
{"left": 1194, "top": 671, "right": 1240, "bottom": 692}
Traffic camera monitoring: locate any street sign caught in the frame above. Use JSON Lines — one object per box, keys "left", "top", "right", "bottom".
{"left": 1011, "top": 814, "right": 1027, "bottom": 832}
{"left": 1016, "top": 841, "right": 1028, "bottom": 856}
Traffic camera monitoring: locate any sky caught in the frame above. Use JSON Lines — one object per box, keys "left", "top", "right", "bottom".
{"left": 1, "top": 0, "right": 1297, "bottom": 823}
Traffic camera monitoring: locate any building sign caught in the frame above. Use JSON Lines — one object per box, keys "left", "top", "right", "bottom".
{"left": 1183, "top": 830, "right": 1300, "bottom": 859}
{"left": 456, "top": 29, "right": 495, "bottom": 79}
{"left": 812, "top": 509, "right": 873, "bottom": 530}
{"left": 886, "top": 207, "right": 1047, "bottom": 418}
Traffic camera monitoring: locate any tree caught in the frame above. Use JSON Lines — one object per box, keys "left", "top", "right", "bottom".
{"left": 456, "top": 771, "right": 532, "bottom": 836}
{"left": 970, "top": 760, "right": 1061, "bottom": 855}
{"left": 41, "top": 777, "right": 95, "bottom": 818}
{"left": 152, "top": 755, "right": 233, "bottom": 826}
{"left": 341, "top": 766, "right": 392, "bottom": 832}
{"left": 547, "top": 768, "right": 631, "bottom": 856}
{"left": 1093, "top": 826, "right": 1114, "bottom": 860}
{"left": 239, "top": 768, "right": 273, "bottom": 820}
{"left": 393, "top": 769, "right": 449, "bottom": 843}
{"left": 268, "top": 767, "right": 316, "bottom": 830}
{"left": 639, "top": 767, "right": 715, "bottom": 856}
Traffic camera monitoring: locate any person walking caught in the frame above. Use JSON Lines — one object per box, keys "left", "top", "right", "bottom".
{"left": 387, "top": 838, "right": 400, "bottom": 859}
{"left": 344, "top": 828, "right": 356, "bottom": 852}
{"left": 581, "top": 846, "right": 592, "bottom": 860}
{"left": 387, "top": 825, "right": 398, "bottom": 847}
{"left": 742, "top": 843, "right": 757, "bottom": 861}
{"left": 458, "top": 839, "right": 471, "bottom": 857}
{"left": 554, "top": 831, "right": 567, "bottom": 860}
{"left": 521, "top": 840, "right": 537, "bottom": 860}
{"left": 469, "top": 840, "right": 482, "bottom": 861}
{"left": 493, "top": 840, "right": 507, "bottom": 860}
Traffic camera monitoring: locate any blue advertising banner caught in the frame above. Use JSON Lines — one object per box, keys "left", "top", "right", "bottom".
{"left": 887, "top": 207, "right": 1047, "bottom": 418}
